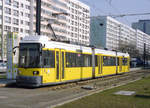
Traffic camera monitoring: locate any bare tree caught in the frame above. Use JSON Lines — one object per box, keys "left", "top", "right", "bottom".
{"left": 118, "top": 41, "right": 141, "bottom": 58}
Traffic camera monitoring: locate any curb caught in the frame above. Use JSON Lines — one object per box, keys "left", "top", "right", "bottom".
{"left": 0, "top": 84, "right": 7, "bottom": 87}
{"left": 0, "top": 82, "right": 16, "bottom": 88}
{"left": 51, "top": 77, "right": 143, "bottom": 108}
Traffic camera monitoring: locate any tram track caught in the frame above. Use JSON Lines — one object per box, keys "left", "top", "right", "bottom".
{"left": 1, "top": 69, "right": 150, "bottom": 108}
{"left": 49, "top": 70, "right": 150, "bottom": 108}
{"left": 39, "top": 69, "right": 150, "bottom": 91}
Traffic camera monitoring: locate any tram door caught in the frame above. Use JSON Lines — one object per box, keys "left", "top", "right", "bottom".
{"left": 119, "top": 57, "right": 122, "bottom": 73}
{"left": 55, "top": 49, "right": 65, "bottom": 82}
{"left": 122, "top": 57, "right": 125, "bottom": 72}
{"left": 98, "top": 55, "right": 103, "bottom": 75}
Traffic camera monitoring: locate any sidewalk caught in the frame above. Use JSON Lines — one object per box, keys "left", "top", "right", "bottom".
{"left": 0, "top": 79, "right": 16, "bottom": 87}
{"left": 130, "top": 67, "right": 142, "bottom": 71}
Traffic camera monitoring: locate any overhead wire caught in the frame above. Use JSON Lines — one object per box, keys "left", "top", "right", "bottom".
{"left": 81, "top": 0, "right": 107, "bottom": 15}
{"left": 104, "top": 0, "right": 131, "bottom": 24}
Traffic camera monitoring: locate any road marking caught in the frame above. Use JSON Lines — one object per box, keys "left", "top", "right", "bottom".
{"left": 0, "top": 96, "right": 8, "bottom": 99}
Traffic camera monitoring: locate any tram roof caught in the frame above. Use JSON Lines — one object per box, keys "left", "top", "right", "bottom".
{"left": 21, "top": 35, "right": 129, "bottom": 57}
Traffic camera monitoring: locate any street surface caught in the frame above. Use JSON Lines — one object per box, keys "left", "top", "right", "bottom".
{"left": 0, "top": 85, "right": 89, "bottom": 108}
{"left": 0, "top": 69, "right": 148, "bottom": 108}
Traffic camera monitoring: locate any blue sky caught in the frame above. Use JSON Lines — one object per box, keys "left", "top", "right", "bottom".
{"left": 80, "top": 0, "right": 150, "bottom": 26}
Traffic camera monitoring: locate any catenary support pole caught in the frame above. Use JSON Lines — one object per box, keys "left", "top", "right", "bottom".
{"left": 36, "top": 0, "right": 41, "bottom": 35}
{"left": 144, "top": 43, "right": 146, "bottom": 68}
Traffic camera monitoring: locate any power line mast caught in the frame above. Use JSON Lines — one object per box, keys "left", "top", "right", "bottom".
{"left": 36, "top": 0, "right": 41, "bottom": 35}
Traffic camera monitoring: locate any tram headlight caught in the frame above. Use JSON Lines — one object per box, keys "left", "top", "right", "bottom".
{"left": 33, "top": 71, "right": 39, "bottom": 75}
{"left": 17, "top": 70, "right": 21, "bottom": 75}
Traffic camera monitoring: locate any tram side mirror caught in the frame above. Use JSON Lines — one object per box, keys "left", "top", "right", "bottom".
{"left": 39, "top": 48, "right": 42, "bottom": 56}
{"left": 40, "top": 51, "right": 42, "bottom": 55}
{"left": 13, "top": 50, "right": 16, "bottom": 55}
{"left": 13, "top": 46, "right": 19, "bottom": 56}
{"left": 40, "top": 44, "right": 45, "bottom": 55}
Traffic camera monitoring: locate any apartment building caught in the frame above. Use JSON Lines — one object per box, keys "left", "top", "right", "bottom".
{"left": 136, "top": 30, "right": 150, "bottom": 54}
{"left": 0, "top": 0, "right": 31, "bottom": 58}
{"left": 0, "top": 0, "right": 90, "bottom": 58}
{"left": 90, "top": 16, "right": 150, "bottom": 55}
{"left": 67, "top": 0, "right": 90, "bottom": 45}
{"left": 132, "top": 20, "right": 150, "bottom": 35}
{"left": 31, "top": 0, "right": 90, "bottom": 45}
{"left": 32, "top": 0, "right": 68, "bottom": 41}
{"left": 0, "top": 0, "right": 31, "bottom": 36}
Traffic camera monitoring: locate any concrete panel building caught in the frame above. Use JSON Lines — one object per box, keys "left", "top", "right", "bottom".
{"left": 32, "top": 0, "right": 68, "bottom": 40}
{"left": 0, "top": 0, "right": 31, "bottom": 36}
{"left": 132, "top": 20, "right": 150, "bottom": 35}
{"left": 67, "top": 0, "right": 90, "bottom": 45}
{"left": 0, "top": 0, "right": 90, "bottom": 42}
{"left": 32, "top": 0, "right": 90, "bottom": 45}
{"left": 0, "top": 0, "right": 90, "bottom": 59}
{"left": 90, "top": 16, "right": 150, "bottom": 55}
{"left": 91, "top": 16, "right": 136, "bottom": 49}
{"left": 0, "top": 0, "right": 31, "bottom": 58}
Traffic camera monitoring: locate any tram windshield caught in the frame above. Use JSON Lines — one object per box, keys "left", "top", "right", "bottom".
{"left": 19, "top": 43, "right": 41, "bottom": 68}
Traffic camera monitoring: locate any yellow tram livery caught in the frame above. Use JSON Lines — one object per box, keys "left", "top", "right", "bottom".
{"left": 16, "top": 36, "right": 130, "bottom": 87}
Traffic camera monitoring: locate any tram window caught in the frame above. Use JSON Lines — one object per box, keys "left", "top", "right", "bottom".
{"left": 95, "top": 55, "right": 98, "bottom": 67}
{"left": 66, "top": 52, "right": 76, "bottom": 67}
{"left": 42, "top": 50, "right": 55, "bottom": 68}
{"left": 76, "top": 53, "right": 83, "bottom": 67}
{"left": 66, "top": 52, "right": 92, "bottom": 67}
{"left": 123, "top": 58, "right": 128, "bottom": 65}
{"left": 83, "top": 54, "right": 92, "bottom": 67}
{"left": 103, "top": 56, "right": 116, "bottom": 66}
{"left": 117, "top": 58, "right": 119, "bottom": 65}
{"left": 49, "top": 51, "right": 55, "bottom": 67}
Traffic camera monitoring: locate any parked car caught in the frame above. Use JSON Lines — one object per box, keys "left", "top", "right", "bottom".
{"left": 0, "top": 63, "right": 7, "bottom": 72}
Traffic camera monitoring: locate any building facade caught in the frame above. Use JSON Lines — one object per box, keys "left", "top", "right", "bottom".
{"left": 0, "top": 0, "right": 31, "bottom": 58}
{"left": 32, "top": 0, "right": 90, "bottom": 45}
{"left": 132, "top": 20, "right": 150, "bottom": 35}
{"left": 0, "top": 0, "right": 31, "bottom": 36}
{"left": 67, "top": 0, "right": 90, "bottom": 45}
{"left": 0, "top": 0, "right": 90, "bottom": 44}
{"left": 90, "top": 16, "right": 150, "bottom": 55}
{"left": 0, "top": 0, "right": 90, "bottom": 59}
{"left": 32, "top": 0, "right": 68, "bottom": 40}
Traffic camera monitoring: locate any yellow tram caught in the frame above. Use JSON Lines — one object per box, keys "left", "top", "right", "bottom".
{"left": 16, "top": 36, "right": 130, "bottom": 87}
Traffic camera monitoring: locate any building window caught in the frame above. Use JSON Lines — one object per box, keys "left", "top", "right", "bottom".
{"left": 13, "top": 1, "right": 19, "bottom": 8}
{"left": 13, "top": 10, "right": 19, "bottom": 16}
{"left": 5, "top": 7, "right": 11, "bottom": 15}
{"left": 20, "top": 20, "right": 24, "bottom": 24}
{"left": 5, "top": 0, "right": 11, "bottom": 6}
{"left": 13, "top": 27, "right": 19, "bottom": 32}
{"left": 20, "top": 12, "right": 24, "bottom": 16}
{"left": 25, "top": 13, "right": 30, "bottom": 18}
{"left": 4, "top": 26, "right": 11, "bottom": 31}
{"left": 13, "top": 18, "right": 19, "bottom": 25}
{"left": 25, "top": 21, "right": 30, "bottom": 26}
{"left": 20, "top": 28, "right": 23, "bottom": 33}
{"left": 5, "top": 16, "right": 11, "bottom": 24}
{"left": 25, "top": 30, "right": 30, "bottom": 33}
{"left": 25, "top": 5, "right": 30, "bottom": 10}
{"left": 21, "top": 3, "right": 24, "bottom": 8}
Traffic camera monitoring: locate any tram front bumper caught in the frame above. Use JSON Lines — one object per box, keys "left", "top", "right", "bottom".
{"left": 16, "top": 76, "right": 42, "bottom": 87}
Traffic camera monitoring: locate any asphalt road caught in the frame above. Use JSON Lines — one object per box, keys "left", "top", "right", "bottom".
{"left": 0, "top": 68, "right": 146, "bottom": 108}
{"left": 0, "top": 84, "right": 91, "bottom": 108}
